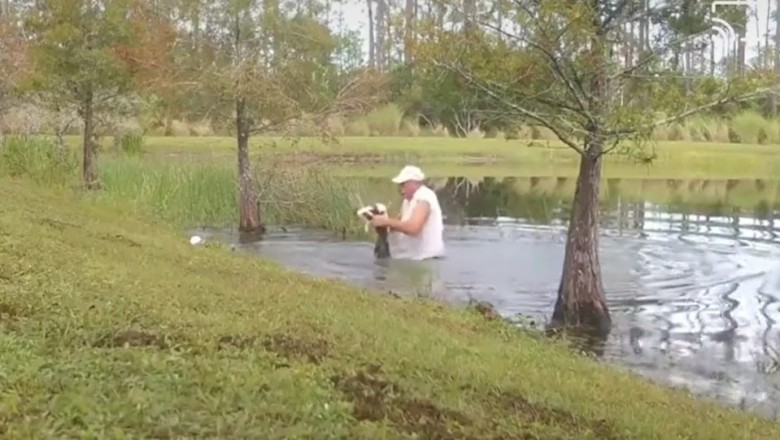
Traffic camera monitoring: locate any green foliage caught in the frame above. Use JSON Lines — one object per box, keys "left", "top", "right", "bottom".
{"left": 22, "top": 0, "right": 139, "bottom": 106}
{"left": 191, "top": 0, "right": 351, "bottom": 131}
{"left": 415, "top": 1, "right": 776, "bottom": 155}
{"left": 1, "top": 178, "right": 779, "bottom": 438}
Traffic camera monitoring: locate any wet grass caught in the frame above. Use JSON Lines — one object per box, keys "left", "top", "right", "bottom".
{"left": 1, "top": 177, "right": 779, "bottom": 439}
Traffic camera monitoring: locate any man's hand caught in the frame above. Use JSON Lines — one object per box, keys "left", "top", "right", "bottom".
{"left": 370, "top": 202, "right": 430, "bottom": 236}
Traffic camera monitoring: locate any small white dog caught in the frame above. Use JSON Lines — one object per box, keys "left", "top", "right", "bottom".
{"left": 356, "top": 203, "right": 390, "bottom": 259}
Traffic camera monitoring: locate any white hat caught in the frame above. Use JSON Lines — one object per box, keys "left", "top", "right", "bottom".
{"left": 391, "top": 165, "right": 425, "bottom": 184}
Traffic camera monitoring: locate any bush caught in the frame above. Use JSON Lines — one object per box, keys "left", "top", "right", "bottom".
{"left": 731, "top": 110, "right": 766, "bottom": 144}
{"left": 117, "top": 132, "right": 145, "bottom": 156}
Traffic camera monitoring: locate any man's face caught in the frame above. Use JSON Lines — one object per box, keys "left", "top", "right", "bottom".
{"left": 399, "top": 180, "right": 418, "bottom": 200}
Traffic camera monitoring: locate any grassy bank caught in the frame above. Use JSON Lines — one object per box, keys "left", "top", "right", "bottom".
{"left": 0, "top": 177, "right": 778, "bottom": 439}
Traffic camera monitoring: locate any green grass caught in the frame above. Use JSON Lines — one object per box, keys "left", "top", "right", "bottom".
{"left": 43, "top": 132, "right": 780, "bottom": 178}
{"left": 0, "top": 136, "right": 377, "bottom": 234}
{"left": 106, "top": 135, "right": 780, "bottom": 179}
{"left": 97, "top": 157, "right": 379, "bottom": 234}
{"left": 1, "top": 177, "right": 779, "bottom": 439}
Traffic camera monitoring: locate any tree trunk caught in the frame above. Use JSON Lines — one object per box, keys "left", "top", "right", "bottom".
{"left": 552, "top": 3, "right": 611, "bottom": 338}
{"left": 551, "top": 148, "right": 611, "bottom": 337}
{"left": 235, "top": 96, "right": 263, "bottom": 235}
{"left": 367, "top": 0, "right": 375, "bottom": 69}
{"left": 404, "top": 0, "right": 416, "bottom": 66}
{"left": 81, "top": 87, "right": 100, "bottom": 190}
{"left": 463, "top": 0, "right": 476, "bottom": 33}
{"left": 770, "top": 0, "right": 780, "bottom": 115}
{"left": 376, "top": 0, "right": 386, "bottom": 71}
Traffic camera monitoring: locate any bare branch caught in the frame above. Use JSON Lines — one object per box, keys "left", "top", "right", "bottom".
{"left": 611, "top": 28, "right": 717, "bottom": 81}
{"left": 318, "top": 71, "right": 391, "bottom": 119}
{"left": 437, "top": 60, "right": 585, "bottom": 155}
{"left": 474, "top": 18, "right": 593, "bottom": 124}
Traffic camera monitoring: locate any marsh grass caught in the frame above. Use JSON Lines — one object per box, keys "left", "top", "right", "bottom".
{"left": 0, "top": 137, "right": 380, "bottom": 235}
{"left": 99, "top": 158, "right": 238, "bottom": 227}
{"left": 255, "top": 163, "right": 370, "bottom": 236}
{"left": 1, "top": 177, "right": 778, "bottom": 439}
{"left": 99, "top": 156, "right": 378, "bottom": 235}
{"left": 0, "top": 135, "right": 77, "bottom": 186}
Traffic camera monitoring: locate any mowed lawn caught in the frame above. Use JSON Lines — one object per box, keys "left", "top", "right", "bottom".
{"left": 123, "top": 135, "right": 780, "bottom": 179}
{"left": 0, "top": 177, "right": 779, "bottom": 438}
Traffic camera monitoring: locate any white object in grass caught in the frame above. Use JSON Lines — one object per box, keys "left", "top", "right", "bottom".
{"left": 189, "top": 235, "right": 203, "bottom": 245}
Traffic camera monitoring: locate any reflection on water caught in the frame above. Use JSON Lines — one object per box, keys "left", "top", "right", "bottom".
{"left": 193, "top": 176, "right": 780, "bottom": 420}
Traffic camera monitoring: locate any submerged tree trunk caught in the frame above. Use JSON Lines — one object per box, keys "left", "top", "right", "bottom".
{"left": 81, "top": 87, "right": 100, "bottom": 190}
{"left": 235, "top": 96, "right": 263, "bottom": 235}
{"left": 551, "top": 147, "right": 611, "bottom": 337}
{"left": 551, "top": 3, "right": 612, "bottom": 339}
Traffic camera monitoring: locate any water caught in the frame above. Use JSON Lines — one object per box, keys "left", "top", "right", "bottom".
{"left": 192, "top": 176, "right": 780, "bottom": 420}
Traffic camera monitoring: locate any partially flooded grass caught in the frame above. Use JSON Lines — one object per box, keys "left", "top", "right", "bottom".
{"left": 1, "top": 177, "right": 779, "bottom": 438}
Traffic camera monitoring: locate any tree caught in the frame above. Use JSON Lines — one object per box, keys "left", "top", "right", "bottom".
{"left": 0, "top": 11, "right": 28, "bottom": 118}
{"left": 188, "top": 0, "right": 388, "bottom": 236}
{"left": 420, "top": 0, "right": 774, "bottom": 337}
{"left": 23, "top": 0, "right": 152, "bottom": 190}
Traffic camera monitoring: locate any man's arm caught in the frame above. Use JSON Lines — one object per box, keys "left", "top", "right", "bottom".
{"left": 388, "top": 201, "right": 430, "bottom": 236}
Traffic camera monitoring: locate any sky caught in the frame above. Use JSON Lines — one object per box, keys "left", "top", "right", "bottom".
{"left": 331, "top": 0, "right": 777, "bottom": 66}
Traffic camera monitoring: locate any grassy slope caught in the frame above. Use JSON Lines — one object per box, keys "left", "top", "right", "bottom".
{"left": 1, "top": 178, "right": 778, "bottom": 439}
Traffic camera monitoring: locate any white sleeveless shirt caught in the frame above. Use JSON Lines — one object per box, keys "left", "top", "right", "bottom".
{"left": 390, "top": 185, "right": 445, "bottom": 260}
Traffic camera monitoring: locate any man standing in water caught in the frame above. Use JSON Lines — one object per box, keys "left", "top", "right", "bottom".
{"left": 369, "top": 165, "right": 445, "bottom": 260}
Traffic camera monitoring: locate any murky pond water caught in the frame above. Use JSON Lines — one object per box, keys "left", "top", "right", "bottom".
{"left": 193, "top": 176, "right": 780, "bottom": 420}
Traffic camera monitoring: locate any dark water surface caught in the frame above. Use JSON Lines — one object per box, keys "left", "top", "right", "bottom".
{"left": 194, "top": 176, "right": 780, "bottom": 420}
